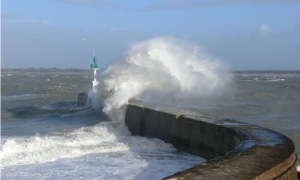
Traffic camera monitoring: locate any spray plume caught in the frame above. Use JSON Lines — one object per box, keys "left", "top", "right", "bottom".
{"left": 90, "top": 37, "right": 232, "bottom": 122}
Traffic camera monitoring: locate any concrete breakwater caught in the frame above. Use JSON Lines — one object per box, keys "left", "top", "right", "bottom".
{"left": 125, "top": 100, "right": 298, "bottom": 179}
{"left": 77, "top": 94, "right": 298, "bottom": 179}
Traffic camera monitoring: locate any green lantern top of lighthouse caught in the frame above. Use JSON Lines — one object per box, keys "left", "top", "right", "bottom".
{"left": 91, "top": 50, "right": 98, "bottom": 69}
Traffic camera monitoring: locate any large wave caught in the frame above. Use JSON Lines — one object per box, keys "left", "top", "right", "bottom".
{"left": 90, "top": 37, "right": 233, "bottom": 122}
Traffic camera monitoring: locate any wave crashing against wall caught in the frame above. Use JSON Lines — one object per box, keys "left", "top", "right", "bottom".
{"left": 90, "top": 37, "right": 233, "bottom": 121}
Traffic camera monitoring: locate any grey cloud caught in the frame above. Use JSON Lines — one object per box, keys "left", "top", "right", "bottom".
{"left": 1, "top": 20, "right": 149, "bottom": 68}
{"left": 202, "top": 34, "right": 300, "bottom": 70}
{"left": 3, "top": 19, "right": 55, "bottom": 28}
{"left": 1, "top": 11, "right": 55, "bottom": 28}
{"left": 59, "top": 0, "right": 117, "bottom": 7}
{"left": 295, "top": 24, "right": 300, "bottom": 33}
{"left": 140, "top": 0, "right": 300, "bottom": 11}
{"left": 257, "top": 24, "right": 271, "bottom": 37}
{"left": 3, "top": 19, "right": 299, "bottom": 70}
{"left": 1, "top": 12, "right": 20, "bottom": 21}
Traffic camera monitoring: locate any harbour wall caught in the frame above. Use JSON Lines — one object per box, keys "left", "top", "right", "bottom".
{"left": 125, "top": 100, "right": 298, "bottom": 179}
{"left": 77, "top": 94, "right": 298, "bottom": 179}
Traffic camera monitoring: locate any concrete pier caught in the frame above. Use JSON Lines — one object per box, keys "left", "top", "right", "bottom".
{"left": 125, "top": 100, "right": 298, "bottom": 179}
{"left": 77, "top": 92, "right": 298, "bottom": 179}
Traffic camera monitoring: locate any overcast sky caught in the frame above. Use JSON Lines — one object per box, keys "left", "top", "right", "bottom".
{"left": 2, "top": 0, "right": 300, "bottom": 70}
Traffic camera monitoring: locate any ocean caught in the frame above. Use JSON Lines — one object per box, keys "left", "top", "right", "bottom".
{"left": 1, "top": 38, "right": 300, "bottom": 178}
{"left": 2, "top": 69, "right": 299, "bottom": 179}
{"left": 1, "top": 69, "right": 208, "bottom": 179}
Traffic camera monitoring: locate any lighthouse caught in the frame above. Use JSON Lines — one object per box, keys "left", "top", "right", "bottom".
{"left": 91, "top": 50, "right": 99, "bottom": 89}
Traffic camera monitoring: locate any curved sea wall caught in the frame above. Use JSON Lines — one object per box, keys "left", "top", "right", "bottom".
{"left": 125, "top": 100, "right": 298, "bottom": 180}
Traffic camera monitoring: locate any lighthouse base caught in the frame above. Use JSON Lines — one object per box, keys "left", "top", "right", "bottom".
{"left": 92, "top": 80, "right": 99, "bottom": 88}
{"left": 78, "top": 91, "right": 88, "bottom": 106}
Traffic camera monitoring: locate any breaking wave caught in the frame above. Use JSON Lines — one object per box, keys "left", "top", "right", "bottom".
{"left": 90, "top": 37, "right": 233, "bottom": 122}
{"left": 0, "top": 123, "right": 174, "bottom": 167}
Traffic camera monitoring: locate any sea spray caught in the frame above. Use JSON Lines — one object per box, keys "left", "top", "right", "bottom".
{"left": 91, "top": 37, "right": 233, "bottom": 122}
{"left": 0, "top": 123, "right": 173, "bottom": 167}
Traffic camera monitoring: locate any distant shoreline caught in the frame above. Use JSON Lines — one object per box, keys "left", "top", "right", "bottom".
{"left": 1, "top": 68, "right": 91, "bottom": 73}
{"left": 1, "top": 68, "right": 299, "bottom": 73}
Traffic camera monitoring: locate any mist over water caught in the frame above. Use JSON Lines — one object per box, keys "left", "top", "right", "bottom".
{"left": 91, "top": 37, "right": 233, "bottom": 120}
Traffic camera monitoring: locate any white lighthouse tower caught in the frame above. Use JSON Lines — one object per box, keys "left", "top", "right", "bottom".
{"left": 91, "top": 50, "right": 99, "bottom": 89}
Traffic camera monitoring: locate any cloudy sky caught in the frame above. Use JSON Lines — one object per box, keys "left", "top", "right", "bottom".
{"left": 2, "top": 0, "right": 300, "bottom": 70}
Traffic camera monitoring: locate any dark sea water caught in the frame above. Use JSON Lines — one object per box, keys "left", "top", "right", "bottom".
{"left": 1, "top": 69, "right": 205, "bottom": 180}
{"left": 198, "top": 71, "right": 300, "bottom": 158}
{"left": 1, "top": 69, "right": 300, "bottom": 179}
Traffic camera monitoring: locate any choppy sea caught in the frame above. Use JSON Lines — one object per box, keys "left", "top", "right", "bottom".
{"left": 1, "top": 69, "right": 300, "bottom": 179}
{"left": 1, "top": 69, "right": 206, "bottom": 180}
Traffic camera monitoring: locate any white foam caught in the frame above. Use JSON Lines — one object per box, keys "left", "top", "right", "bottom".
{"left": 1, "top": 145, "right": 204, "bottom": 180}
{"left": 265, "top": 79, "right": 285, "bottom": 82}
{"left": 1, "top": 120, "right": 206, "bottom": 179}
{"left": 91, "top": 37, "right": 232, "bottom": 121}
{"left": 1, "top": 124, "right": 117, "bottom": 166}
{"left": 1, "top": 94, "right": 48, "bottom": 101}
{"left": 0, "top": 122, "right": 178, "bottom": 167}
